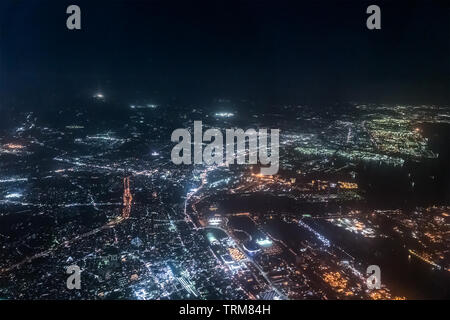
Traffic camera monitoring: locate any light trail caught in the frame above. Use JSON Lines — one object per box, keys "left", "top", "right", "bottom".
{"left": 408, "top": 249, "right": 442, "bottom": 270}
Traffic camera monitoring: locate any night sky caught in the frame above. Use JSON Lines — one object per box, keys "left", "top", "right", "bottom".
{"left": 1, "top": 0, "right": 449, "bottom": 107}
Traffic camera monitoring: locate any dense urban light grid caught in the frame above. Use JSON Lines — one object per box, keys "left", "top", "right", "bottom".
{"left": 0, "top": 0, "right": 449, "bottom": 301}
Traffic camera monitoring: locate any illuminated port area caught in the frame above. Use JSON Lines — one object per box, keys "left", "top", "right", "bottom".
{"left": 0, "top": 101, "right": 449, "bottom": 300}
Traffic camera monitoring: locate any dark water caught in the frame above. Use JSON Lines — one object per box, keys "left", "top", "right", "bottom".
{"left": 358, "top": 123, "right": 450, "bottom": 209}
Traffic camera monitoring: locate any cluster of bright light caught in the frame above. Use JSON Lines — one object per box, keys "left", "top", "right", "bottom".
{"left": 93, "top": 93, "right": 104, "bottom": 99}
{"left": 299, "top": 220, "right": 331, "bottom": 247}
{"left": 134, "top": 288, "right": 151, "bottom": 300}
{"left": 215, "top": 112, "right": 234, "bottom": 118}
{"left": 130, "top": 104, "right": 158, "bottom": 109}
{"left": 80, "top": 134, "right": 126, "bottom": 145}
{"left": 4, "top": 143, "right": 25, "bottom": 150}
{"left": 330, "top": 218, "right": 376, "bottom": 238}
{"left": 86, "top": 133, "right": 121, "bottom": 141}
{"left": 1, "top": 143, "right": 28, "bottom": 155}
{"left": 5, "top": 192, "right": 22, "bottom": 199}
{"left": 208, "top": 217, "right": 222, "bottom": 226}
{"left": 206, "top": 232, "right": 219, "bottom": 244}
{"left": 0, "top": 178, "right": 28, "bottom": 183}
{"left": 256, "top": 237, "right": 273, "bottom": 247}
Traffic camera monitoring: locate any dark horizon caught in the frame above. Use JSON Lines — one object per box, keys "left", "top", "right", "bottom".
{"left": 1, "top": 0, "right": 449, "bottom": 108}
{"left": 1, "top": 0, "right": 450, "bottom": 302}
